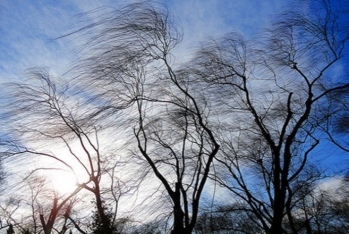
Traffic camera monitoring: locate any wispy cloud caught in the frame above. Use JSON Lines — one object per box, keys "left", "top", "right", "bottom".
{"left": 164, "top": 0, "right": 289, "bottom": 61}
{"left": 0, "top": 0, "right": 290, "bottom": 81}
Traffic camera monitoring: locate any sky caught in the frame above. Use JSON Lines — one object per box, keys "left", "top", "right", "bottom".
{"left": 1, "top": 0, "right": 348, "bottom": 190}
{"left": 0, "top": 0, "right": 295, "bottom": 192}
{"left": 0, "top": 0, "right": 295, "bottom": 187}
{"left": 1, "top": 0, "right": 349, "bottom": 231}
{"left": 0, "top": 0, "right": 289, "bottom": 82}
{"left": 0, "top": 0, "right": 297, "bottom": 223}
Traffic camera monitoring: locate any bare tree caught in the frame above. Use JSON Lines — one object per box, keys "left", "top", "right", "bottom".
{"left": 3, "top": 68, "right": 131, "bottom": 233}
{"left": 67, "top": 2, "right": 220, "bottom": 233}
{"left": 0, "top": 199, "right": 21, "bottom": 233}
{"left": 0, "top": 175, "right": 74, "bottom": 234}
{"left": 292, "top": 179, "right": 349, "bottom": 234}
{"left": 194, "top": 202, "right": 264, "bottom": 234}
{"left": 320, "top": 87, "right": 349, "bottom": 159}
{"left": 186, "top": 0, "right": 349, "bottom": 233}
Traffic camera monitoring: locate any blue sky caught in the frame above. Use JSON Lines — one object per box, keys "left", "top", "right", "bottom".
{"left": 0, "top": 0, "right": 289, "bottom": 82}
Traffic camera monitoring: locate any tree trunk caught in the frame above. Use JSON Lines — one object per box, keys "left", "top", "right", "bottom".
{"left": 94, "top": 181, "right": 113, "bottom": 234}
{"left": 40, "top": 198, "right": 59, "bottom": 234}
{"left": 270, "top": 190, "right": 286, "bottom": 234}
{"left": 172, "top": 182, "right": 185, "bottom": 233}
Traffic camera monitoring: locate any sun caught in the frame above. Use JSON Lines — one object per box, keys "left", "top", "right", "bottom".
{"left": 49, "top": 170, "right": 79, "bottom": 195}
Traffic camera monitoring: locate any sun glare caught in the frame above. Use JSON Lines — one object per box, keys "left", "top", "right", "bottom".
{"left": 50, "top": 170, "right": 78, "bottom": 195}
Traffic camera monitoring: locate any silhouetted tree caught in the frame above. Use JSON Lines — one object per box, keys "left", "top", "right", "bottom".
{"left": 90, "top": 203, "right": 116, "bottom": 234}
{"left": 69, "top": 2, "right": 219, "bottom": 233}
{"left": 3, "top": 68, "right": 132, "bottom": 233}
{"left": 189, "top": 0, "right": 349, "bottom": 233}
{"left": 194, "top": 203, "right": 263, "bottom": 234}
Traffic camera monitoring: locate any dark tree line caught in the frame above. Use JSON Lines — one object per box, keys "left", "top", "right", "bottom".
{"left": 1, "top": 0, "right": 349, "bottom": 233}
